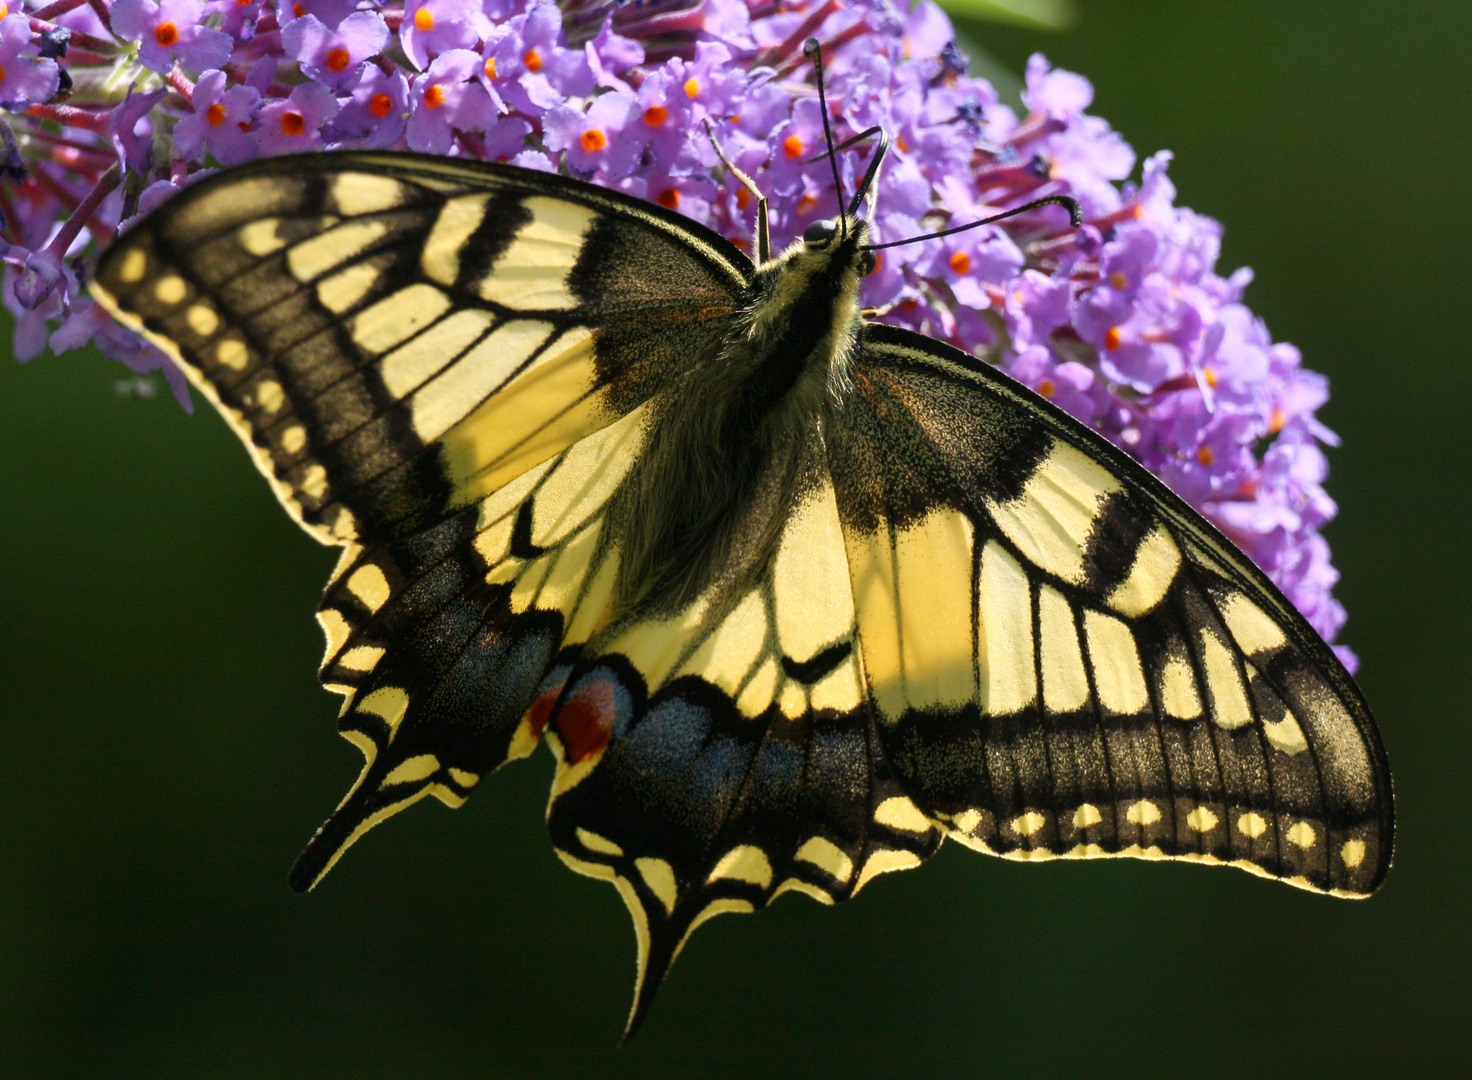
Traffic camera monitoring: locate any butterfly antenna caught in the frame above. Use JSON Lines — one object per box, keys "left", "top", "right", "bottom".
{"left": 864, "top": 194, "right": 1082, "bottom": 251}
{"left": 849, "top": 129, "right": 890, "bottom": 218}
{"left": 803, "top": 38, "right": 847, "bottom": 237}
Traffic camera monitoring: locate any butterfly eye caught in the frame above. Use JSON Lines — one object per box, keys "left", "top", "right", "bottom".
{"left": 803, "top": 219, "right": 838, "bottom": 248}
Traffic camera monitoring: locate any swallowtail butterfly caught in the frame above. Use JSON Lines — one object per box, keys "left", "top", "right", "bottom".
{"left": 90, "top": 66, "right": 1391, "bottom": 1033}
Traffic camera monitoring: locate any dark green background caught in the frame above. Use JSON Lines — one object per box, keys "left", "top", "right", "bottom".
{"left": 3, "top": 2, "right": 1467, "bottom": 1076}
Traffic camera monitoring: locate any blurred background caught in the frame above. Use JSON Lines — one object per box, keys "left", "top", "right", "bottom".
{"left": 2, "top": 1, "right": 1468, "bottom": 1076}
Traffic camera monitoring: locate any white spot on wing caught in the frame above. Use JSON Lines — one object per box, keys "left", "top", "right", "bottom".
{"left": 794, "top": 836, "right": 852, "bottom": 882}
{"left": 1010, "top": 811, "right": 1047, "bottom": 836}
{"left": 707, "top": 845, "right": 773, "bottom": 888}
{"left": 1083, "top": 610, "right": 1148, "bottom": 714}
{"left": 408, "top": 319, "right": 553, "bottom": 444}
{"left": 1125, "top": 800, "right": 1162, "bottom": 825}
{"left": 1106, "top": 524, "right": 1181, "bottom": 617}
{"left": 987, "top": 439, "right": 1121, "bottom": 586}
{"left": 1219, "top": 591, "right": 1288, "bottom": 655}
{"left": 635, "top": 856, "right": 678, "bottom": 914}
{"left": 772, "top": 478, "right": 853, "bottom": 666}
{"left": 1200, "top": 628, "right": 1253, "bottom": 730}
{"left": 287, "top": 219, "right": 390, "bottom": 282}
{"left": 380, "top": 753, "right": 439, "bottom": 787}
{"left": 977, "top": 540, "right": 1037, "bottom": 715}
{"left": 476, "top": 196, "right": 597, "bottom": 310}
{"left": 1185, "top": 806, "right": 1219, "bottom": 831}
{"left": 346, "top": 563, "right": 391, "bottom": 613}
{"left": 1038, "top": 584, "right": 1088, "bottom": 712}
{"left": 874, "top": 796, "right": 932, "bottom": 834}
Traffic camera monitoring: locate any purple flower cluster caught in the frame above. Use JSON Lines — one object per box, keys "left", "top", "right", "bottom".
{"left": 0, "top": 0, "right": 1355, "bottom": 662}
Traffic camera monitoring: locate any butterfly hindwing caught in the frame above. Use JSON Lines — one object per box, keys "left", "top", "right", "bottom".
{"left": 542, "top": 463, "right": 942, "bottom": 1035}
{"left": 293, "top": 402, "right": 651, "bottom": 889}
{"left": 829, "top": 324, "right": 1392, "bottom": 897}
{"left": 90, "top": 152, "right": 751, "bottom": 546}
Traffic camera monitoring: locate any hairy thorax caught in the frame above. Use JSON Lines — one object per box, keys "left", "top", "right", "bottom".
{"left": 608, "top": 228, "right": 868, "bottom": 616}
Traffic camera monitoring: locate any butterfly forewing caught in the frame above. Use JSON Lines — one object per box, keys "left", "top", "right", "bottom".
{"left": 830, "top": 324, "right": 1391, "bottom": 897}
{"left": 88, "top": 153, "right": 754, "bottom": 890}
{"left": 90, "top": 152, "right": 751, "bottom": 546}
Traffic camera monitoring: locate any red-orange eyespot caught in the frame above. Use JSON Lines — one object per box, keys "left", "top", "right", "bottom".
{"left": 524, "top": 48, "right": 542, "bottom": 72}
{"left": 423, "top": 84, "right": 445, "bottom": 108}
{"left": 948, "top": 251, "right": 971, "bottom": 276}
{"left": 326, "top": 48, "right": 350, "bottom": 72}
{"left": 580, "top": 128, "right": 607, "bottom": 153}
{"left": 1104, "top": 325, "right": 1124, "bottom": 351}
{"left": 783, "top": 134, "right": 803, "bottom": 159}
{"left": 206, "top": 102, "right": 227, "bottom": 127}
{"left": 369, "top": 93, "right": 393, "bottom": 117}
{"left": 280, "top": 112, "right": 306, "bottom": 136}
{"left": 656, "top": 188, "right": 679, "bottom": 209}
{"left": 413, "top": 8, "right": 434, "bottom": 30}
{"left": 154, "top": 21, "right": 179, "bottom": 47}
{"left": 643, "top": 104, "right": 667, "bottom": 127}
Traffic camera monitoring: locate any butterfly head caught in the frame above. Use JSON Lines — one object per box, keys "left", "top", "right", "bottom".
{"left": 802, "top": 216, "right": 877, "bottom": 278}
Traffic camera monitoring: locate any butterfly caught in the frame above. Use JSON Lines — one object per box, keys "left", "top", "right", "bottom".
{"left": 88, "top": 70, "right": 1391, "bottom": 1035}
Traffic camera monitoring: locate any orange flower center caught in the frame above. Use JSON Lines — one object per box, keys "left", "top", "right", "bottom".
{"left": 683, "top": 77, "right": 699, "bottom": 98}
{"left": 1268, "top": 406, "right": 1285, "bottom": 434}
{"left": 1037, "top": 379, "right": 1056, "bottom": 399}
{"left": 656, "top": 188, "right": 680, "bottom": 209}
{"left": 326, "top": 48, "right": 350, "bottom": 72}
{"left": 1103, "top": 325, "right": 1124, "bottom": 351}
{"left": 292, "top": 3, "right": 304, "bottom": 16}
{"left": 369, "top": 93, "right": 393, "bottom": 117}
{"left": 1202, "top": 366, "right": 1218, "bottom": 388}
{"left": 280, "top": 112, "right": 305, "bottom": 136}
{"left": 783, "top": 134, "right": 803, "bottom": 159}
{"left": 524, "top": 48, "right": 542, "bottom": 73}
{"left": 154, "top": 21, "right": 179, "bottom": 47}
{"left": 580, "top": 128, "right": 607, "bottom": 153}
{"left": 484, "top": 57, "right": 497, "bottom": 78}
{"left": 1109, "top": 270, "right": 1128, "bottom": 289}
{"left": 414, "top": 8, "right": 434, "bottom": 30}
{"left": 423, "top": 84, "right": 445, "bottom": 108}
{"left": 896, "top": 133, "right": 909, "bottom": 152}
{"left": 796, "top": 192, "right": 817, "bottom": 213}
{"left": 1196, "top": 445, "right": 1215, "bottom": 466}
{"left": 735, "top": 187, "right": 750, "bottom": 209}
{"left": 643, "top": 104, "right": 667, "bottom": 127}
{"left": 206, "top": 102, "right": 227, "bottom": 126}
{"left": 948, "top": 251, "right": 970, "bottom": 275}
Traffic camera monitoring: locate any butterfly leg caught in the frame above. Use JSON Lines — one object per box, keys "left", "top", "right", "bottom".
{"left": 704, "top": 118, "right": 770, "bottom": 263}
